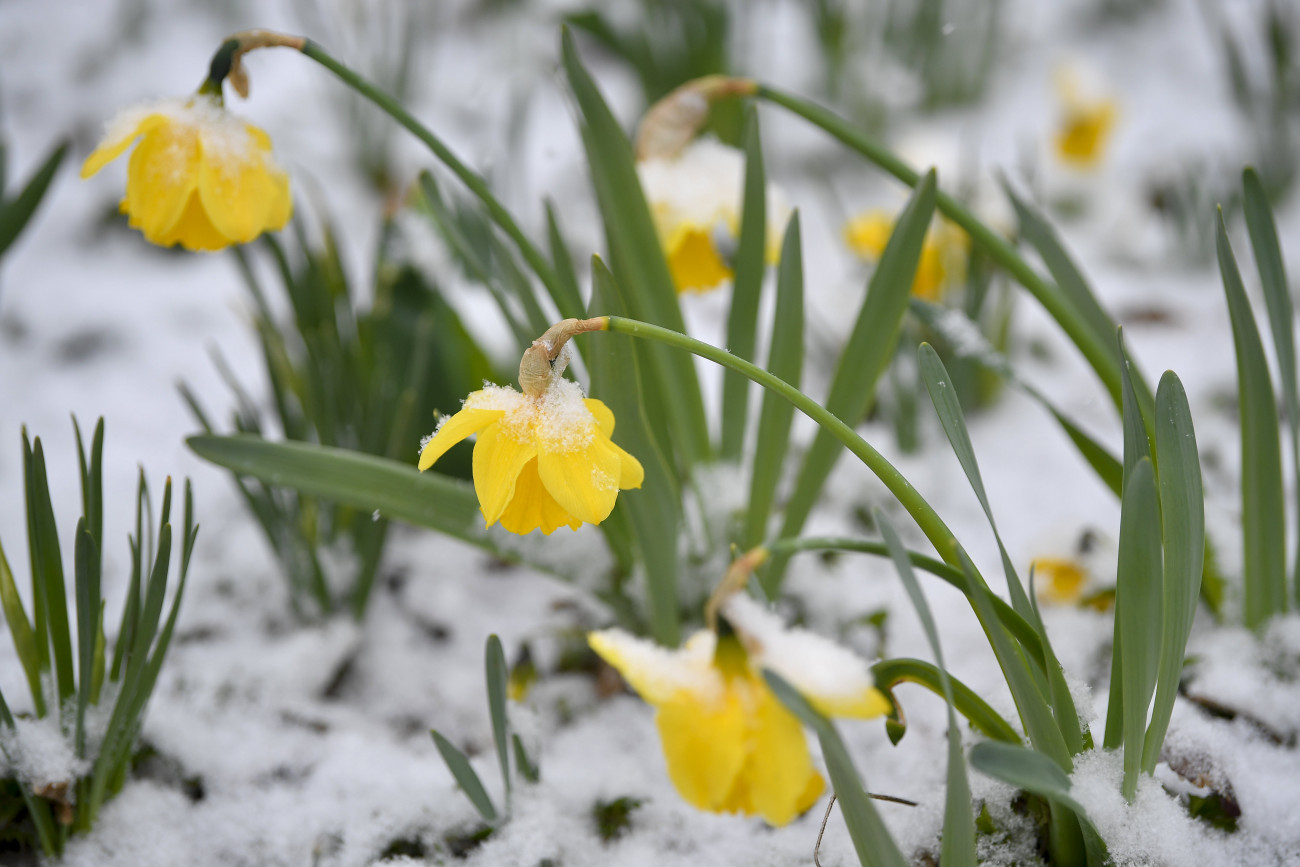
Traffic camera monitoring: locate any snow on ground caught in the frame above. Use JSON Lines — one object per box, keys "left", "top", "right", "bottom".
{"left": 2, "top": 0, "right": 1300, "bottom": 864}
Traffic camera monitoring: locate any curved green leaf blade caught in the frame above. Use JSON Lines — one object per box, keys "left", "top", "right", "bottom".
{"left": 486, "top": 635, "right": 512, "bottom": 803}
{"left": 0, "top": 139, "right": 67, "bottom": 259}
{"left": 744, "top": 212, "right": 803, "bottom": 548}
{"left": 870, "top": 657, "right": 1021, "bottom": 745}
{"left": 186, "top": 435, "right": 527, "bottom": 564}
{"left": 764, "top": 671, "right": 909, "bottom": 867}
{"left": 1114, "top": 458, "right": 1162, "bottom": 801}
{"left": 877, "top": 511, "right": 976, "bottom": 866}
{"left": 1243, "top": 167, "right": 1300, "bottom": 608}
{"left": 721, "top": 107, "right": 770, "bottom": 460}
{"left": 1217, "top": 209, "right": 1287, "bottom": 627}
{"left": 432, "top": 729, "right": 498, "bottom": 823}
{"left": 1143, "top": 372, "right": 1204, "bottom": 773}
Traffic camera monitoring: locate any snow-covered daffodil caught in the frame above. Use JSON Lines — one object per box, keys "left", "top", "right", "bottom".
{"left": 418, "top": 380, "right": 643, "bottom": 535}
{"left": 589, "top": 591, "right": 890, "bottom": 826}
{"left": 843, "top": 209, "right": 969, "bottom": 302}
{"left": 81, "top": 96, "right": 291, "bottom": 251}
{"left": 418, "top": 319, "right": 642, "bottom": 536}
{"left": 638, "top": 137, "right": 789, "bottom": 294}
{"left": 1052, "top": 71, "right": 1118, "bottom": 169}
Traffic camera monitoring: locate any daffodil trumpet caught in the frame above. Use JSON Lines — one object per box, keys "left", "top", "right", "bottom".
{"left": 590, "top": 549, "right": 892, "bottom": 825}
{"left": 418, "top": 318, "right": 644, "bottom": 536}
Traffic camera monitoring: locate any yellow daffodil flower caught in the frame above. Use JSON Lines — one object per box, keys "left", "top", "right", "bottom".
{"left": 843, "top": 209, "right": 969, "bottom": 302}
{"left": 589, "top": 593, "right": 890, "bottom": 826}
{"left": 1032, "top": 556, "right": 1089, "bottom": 605}
{"left": 418, "top": 379, "right": 643, "bottom": 535}
{"left": 81, "top": 96, "right": 291, "bottom": 251}
{"left": 1053, "top": 72, "right": 1118, "bottom": 169}
{"left": 638, "top": 137, "right": 788, "bottom": 294}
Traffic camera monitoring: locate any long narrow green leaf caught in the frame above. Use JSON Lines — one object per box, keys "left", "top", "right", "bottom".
{"left": 25, "top": 436, "right": 74, "bottom": 714}
{"left": 720, "top": 107, "right": 769, "bottom": 461}
{"left": 918, "top": 343, "right": 1032, "bottom": 617}
{"left": 0, "top": 539, "right": 42, "bottom": 714}
{"left": 877, "top": 512, "right": 976, "bottom": 867}
{"left": 485, "top": 635, "right": 512, "bottom": 804}
{"left": 1242, "top": 167, "right": 1300, "bottom": 608}
{"left": 74, "top": 522, "right": 101, "bottom": 758}
{"left": 431, "top": 730, "right": 498, "bottom": 823}
{"left": 969, "top": 742, "right": 1108, "bottom": 867}
{"left": 764, "top": 672, "right": 909, "bottom": 867}
{"left": 544, "top": 199, "right": 586, "bottom": 320}
{"left": 1114, "top": 458, "right": 1162, "bottom": 801}
{"left": 587, "top": 258, "right": 682, "bottom": 645}
{"left": 1143, "top": 373, "right": 1204, "bottom": 773}
{"left": 908, "top": 299, "right": 1122, "bottom": 497}
{"left": 562, "top": 28, "right": 712, "bottom": 467}
{"left": 960, "top": 553, "right": 1072, "bottom": 772}
{"left": 744, "top": 213, "right": 803, "bottom": 548}
{"left": 186, "top": 435, "right": 531, "bottom": 565}
{"left": 1217, "top": 209, "right": 1287, "bottom": 627}
{"left": 0, "top": 139, "right": 67, "bottom": 259}
{"left": 870, "top": 657, "right": 1021, "bottom": 745}
{"left": 919, "top": 344, "right": 1086, "bottom": 753}
{"left": 763, "top": 169, "right": 937, "bottom": 594}
{"left": 511, "top": 733, "right": 539, "bottom": 784}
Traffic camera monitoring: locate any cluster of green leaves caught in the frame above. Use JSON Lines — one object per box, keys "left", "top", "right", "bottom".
{"left": 0, "top": 420, "right": 196, "bottom": 856}
{"left": 0, "top": 134, "right": 67, "bottom": 291}
{"left": 183, "top": 218, "right": 497, "bottom": 620}
{"left": 430, "top": 635, "right": 538, "bottom": 827}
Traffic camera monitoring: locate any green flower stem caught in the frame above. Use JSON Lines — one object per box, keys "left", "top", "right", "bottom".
{"left": 298, "top": 40, "right": 572, "bottom": 316}
{"left": 602, "top": 316, "right": 960, "bottom": 565}
{"left": 754, "top": 84, "right": 1123, "bottom": 409}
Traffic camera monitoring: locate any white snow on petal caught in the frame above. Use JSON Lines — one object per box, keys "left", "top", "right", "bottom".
{"left": 722, "top": 594, "right": 875, "bottom": 705}
{"left": 591, "top": 627, "right": 721, "bottom": 703}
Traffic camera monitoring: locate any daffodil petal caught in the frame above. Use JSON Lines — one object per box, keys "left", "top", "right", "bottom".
{"left": 473, "top": 421, "right": 539, "bottom": 526}
{"left": 265, "top": 168, "right": 293, "bottom": 232}
{"left": 124, "top": 124, "right": 200, "bottom": 243}
{"left": 155, "top": 192, "right": 233, "bottom": 252}
{"left": 584, "top": 398, "right": 615, "bottom": 437}
{"left": 615, "top": 443, "right": 644, "bottom": 490}
{"left": 666, "top": 224, "right": 732, "bottom": 294}
{"left": 588, "top": 629, "right": 717, "bottom": 706}
{"left": 418, "top": 407, "right": 502, "bottom": 471}
{"left": 497, "top": 458, "right": 581, "bottom": 535}
{"left": 198, "top": 137, "right": 279, "bottom": 243}
{"left": 81, "top": 112, "right": 169, "bottom": 178}
{"left": 657, "top": 690, "right": 748, "bottom": 811}
{"left": 537, "top": 434, "right": 622, "bottom": 525}
{"left": 746, "top": 682, "right": 823, "bottom": 826}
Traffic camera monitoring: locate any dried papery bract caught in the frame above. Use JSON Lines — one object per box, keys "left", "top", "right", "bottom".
{"left": 635, "top": 75, "right": 757, "bottom": 161}
{"left": 204, "top": 30, "right": 307, "bottom": 100}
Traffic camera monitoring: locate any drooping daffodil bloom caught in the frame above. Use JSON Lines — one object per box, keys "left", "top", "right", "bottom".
{"left": 1052, "top": 70, "right": 1118, "bottom": 169}
{"left": 589, "top": 591, "right": 890, "bottom": 826}
{"left": 638, "top": 137, "right": 789, "bottom": 294}
{"left": 419, "top": 318, "right": 644, "bottom": 536}
{"left": 81, "top": 96, "right": 292, "bottom": 251}
{"left": 843, "top": 209, "right": 969, "bottom": 302}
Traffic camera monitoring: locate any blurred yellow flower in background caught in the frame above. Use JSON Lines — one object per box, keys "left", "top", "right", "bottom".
{"left": 1053, "top": 70, "right": 1118, "bottom": 169}
{"left": 418, "top": 380, "right": 643, "bottom": 535}
{"left": 638, "top": 137, "right": 788, "bottom": 294}
{"left": 81, "top": 96, "right": 291, "bottom": 251}
{"left": 1032, "top": 556, "right": 1089, "bottom": 605}
{"left": 589, "top": 592, "right": 890, "bottom": 826}
{"left": 843, "top": 209, "right": 969, "bottom": 301}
